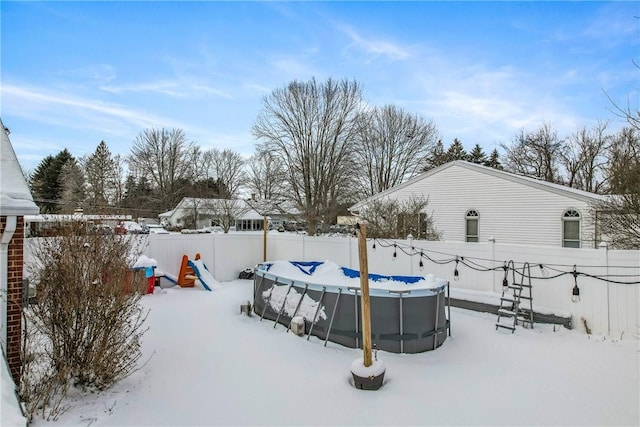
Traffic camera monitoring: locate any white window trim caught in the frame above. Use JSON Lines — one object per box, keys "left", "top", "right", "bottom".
{"left": 562, "top": 209, "right": 581, "bottom": 248}
{"left": 465, "top": 210, "right": 479, "bottom": 243}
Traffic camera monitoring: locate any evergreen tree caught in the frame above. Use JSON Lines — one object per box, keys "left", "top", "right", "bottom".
{"left": 83, "top": 141, "right": 117, "bottom": 213}
{"left": 59, "top": 159, "right": 86, "bottom": 213}
{"left": 467, "top": 144, "right": 487, "bottom": 164}
{"left": 484, "top": 149, "right": 503, "bottom": 169}
{"left": 422, "top": 139, "right": 449, "bottom": 171}
{"left": 121, "top": 175, "right": 157, "bottom": 219}
{"left": 446, "top": 139, "right": 467, "bottom": 161}
{"left": 29, "top": 149, "right": 74, "bottom": 213}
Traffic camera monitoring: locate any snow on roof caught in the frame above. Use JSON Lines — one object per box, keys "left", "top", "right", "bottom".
{"left": 239, "top": 209, "right": 266, "bottom": 220}
{"left": 0, "top": 118, "right": 39, "bottom": 216}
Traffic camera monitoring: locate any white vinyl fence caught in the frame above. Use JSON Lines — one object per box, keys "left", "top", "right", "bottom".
{"left": 25, "top": 232, "right": 639, "bottom": 337}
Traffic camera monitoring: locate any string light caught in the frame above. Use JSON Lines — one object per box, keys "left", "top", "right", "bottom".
{"left": 571, "top": 265, "right": 580, "bottom": 303}
{"left": 419, "top": 252, "right": 424, "bottom": 271}
{"left": 502, "top": 262, "right": 509, "bottom": 287}
{"left": 363, "top": 238, "right": 640, "bottom": 285}
{"left": 539, "top": 264, "right": 549, "bottom": 277}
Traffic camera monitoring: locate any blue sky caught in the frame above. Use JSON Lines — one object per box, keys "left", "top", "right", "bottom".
{"left": 2, "top": 1, "right": 639, "bottom": 172}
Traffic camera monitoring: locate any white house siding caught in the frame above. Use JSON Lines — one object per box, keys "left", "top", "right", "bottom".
{"left": 358, "top": 162, "right": 600, "bottom": 248}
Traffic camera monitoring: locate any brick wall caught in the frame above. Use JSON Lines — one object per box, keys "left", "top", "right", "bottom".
{"left": 1, "top": 216, "right": 24, "bottom": 385}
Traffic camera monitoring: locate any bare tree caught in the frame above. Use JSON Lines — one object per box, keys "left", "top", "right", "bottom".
{"left": 592, "top": 127, "right": 640, "bottom": 248}
{"left": 252, "top": 77, "right": 362, "bottom": 235}
{"left": 204, "top": 199, "right": 250, "bottom": 233}
{"left": 246, "top": 151, "right": 287, "bottom": 200}
{"left": 353, "top": 105, "right": 439, "bottom": 197}
{"left": 501, "top": 122, "right": 566, "bottom": 183}
{"left": 561, "top": 122, "right": 610, "bottom": 193}
{"left": 605, "top": 127, "right": 640, "bottom": 194}
{"left": 357, "top": 196, "right": 440, "bottom": 240}
{"left": 203, "top": 148, "right": 246, "bottom": 198}
{"left": 128, "top": 128, "right": 196, "bottom": 210}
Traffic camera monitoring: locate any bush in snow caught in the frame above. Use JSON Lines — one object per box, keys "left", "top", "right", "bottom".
{"left": 20, "top": 221, "right": 149, "bottom": 420}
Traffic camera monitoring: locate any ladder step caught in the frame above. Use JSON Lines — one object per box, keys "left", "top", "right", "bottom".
{"left": 519, "top": 296, "right": 533, "bottom": 300}
{"left": 507, "top": 285, "right": 522, "bottom": 290}
{"left": 500, "top": 297, "right": 517, "bottom": 303}
{"left": 496, "top": 323, "right": 515, "bottom": 331}
{"left": 498, "top": 308, "right": 516, "bottom": 316}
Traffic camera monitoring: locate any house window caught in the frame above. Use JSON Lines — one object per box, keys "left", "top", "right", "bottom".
{"left": 466, "top": 210, "right": 479, "bottom": 242}
{"left": 563, "top": 210, "right": 581, "bottom": 248}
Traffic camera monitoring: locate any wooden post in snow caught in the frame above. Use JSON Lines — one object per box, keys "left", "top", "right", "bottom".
{"left": 357, "top": 223, "right": 373, "bottom": 367}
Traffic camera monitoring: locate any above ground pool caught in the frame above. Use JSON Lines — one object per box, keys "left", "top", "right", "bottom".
{"left": 253, "top": 260, "right": 451, "bottom": 353}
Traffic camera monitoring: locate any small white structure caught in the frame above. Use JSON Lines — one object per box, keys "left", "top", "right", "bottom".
{"left": 350, "top": 161, "right": 610, "bottom": 249}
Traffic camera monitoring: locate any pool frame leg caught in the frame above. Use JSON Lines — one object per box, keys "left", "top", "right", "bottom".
{"left": 324, "top": 288, "right": 342, "bottom": 348}
{"left": 348, "top": 287, "right": 360, "bottom": 349}
{"left": 307, "top": 287, "right": 326, "bottom": 341}
{"left": 273, "top": 282, "right": 294, "bottom": 328}
{"left": 286, "top": 284, "right": 308, "bottom": 333}
{"left": 389, "top": 290, "right": 411, "bottom": 353}
{"left": 447, "top": 282, "right": 452, "bottom": 337}
{"left": 433, "top": 287, "right": 441, "bottom": 350}
{"left": 260, "top": 278, "right": 278, "bottom": 321}
{"left": 253, "top": 273, "right": 265, "bottom": 306}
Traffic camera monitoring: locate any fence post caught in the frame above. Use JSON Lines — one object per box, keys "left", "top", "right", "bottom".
{"left": 488, "top": 236, "right": 496, "bottom": 293}
{"left": 599, "top": 241, "right": 610, "bottom": 335}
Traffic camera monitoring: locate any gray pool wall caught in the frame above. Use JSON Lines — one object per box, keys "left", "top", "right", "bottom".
{"left": 253, "top": 268, "right": 450, "bottom": 353}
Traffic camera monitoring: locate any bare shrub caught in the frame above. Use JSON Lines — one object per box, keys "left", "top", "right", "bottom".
{"left": 358, "top": 196, "right": 441, "bottom": 240}
{"left": 20, "top": 222, "right": 149, "bottom": 420}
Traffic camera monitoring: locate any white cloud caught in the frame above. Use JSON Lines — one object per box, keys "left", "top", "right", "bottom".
{"left": 339, "top": 25, "right": 412, "bottom": 62}
{"left": 100, "top": 78, "right": 232, "bottom": 99}
{"left": 56, "top": 63, "right": 118, "bottom": 84}
{"left": 2, "top": 83, "right": 184, "bottom": 131}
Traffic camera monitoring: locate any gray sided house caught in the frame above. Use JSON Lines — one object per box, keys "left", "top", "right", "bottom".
{"left": 350, "top": 161, "right": 610, "bottom": 249}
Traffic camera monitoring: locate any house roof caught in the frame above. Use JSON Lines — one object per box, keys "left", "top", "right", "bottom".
{"left": 350, "top": 160, "right": 610, "bottom": 211}
{"left": 165, "top": 197, "right": 300, "bottom": 219}
{"left": 0, "top": 118, "right": 39, "bottom": 216}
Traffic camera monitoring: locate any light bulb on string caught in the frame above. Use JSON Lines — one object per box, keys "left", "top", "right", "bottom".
{"left": 502, "top": 262, "right": 509, "bottom": 287}
{"left": 539, "top": 264, "right": 549, "bottom": 277}
{"left": 453, "top": 256, "right": 460, "bottom": 281}
{"left": 419, "top": 252, "right": 424, "bottom": 271}
{"left": 372, "top": 240, "right": 376, "bottom": 251}
{"left": 392, "top": 243, "right": 397, "bottom": 261}
{"left": 571, "top": 265, "right": 580, "bottom": 303}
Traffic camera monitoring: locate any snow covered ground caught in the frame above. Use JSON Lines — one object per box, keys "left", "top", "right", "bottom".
{"left": 8, "top": 279, "right": 640, "bottom": 426}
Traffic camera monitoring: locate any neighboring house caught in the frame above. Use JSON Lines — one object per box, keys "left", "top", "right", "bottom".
{"left": 160, "top": 197, "right": 300, "bottom": 231}
{"left": 349, "top": 161, "right": 610, "bottom": 249}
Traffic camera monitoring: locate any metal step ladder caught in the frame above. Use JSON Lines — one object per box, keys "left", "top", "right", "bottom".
{"left": 496, "top": 262, "right": 534, "bottom": 332}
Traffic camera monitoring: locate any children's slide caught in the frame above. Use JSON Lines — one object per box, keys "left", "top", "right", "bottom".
{"left": 176, "top": 253, "right": 219, "bottom": 291}
{"left": 189, "top": 258, "right": 220, "bottom": 291}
